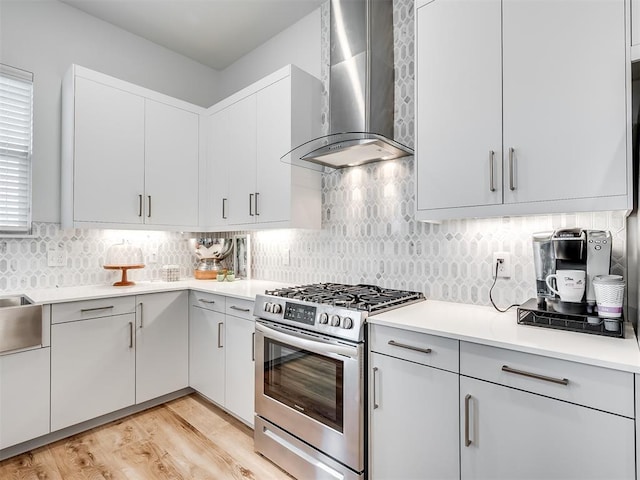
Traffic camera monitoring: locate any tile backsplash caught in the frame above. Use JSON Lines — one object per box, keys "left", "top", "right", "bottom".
{"left": 0, "top": 0, "right": 628, "bottom": 309}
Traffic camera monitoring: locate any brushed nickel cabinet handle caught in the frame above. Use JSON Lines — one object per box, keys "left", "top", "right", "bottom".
{"left": 489, "top": 150, "right": 496, "bottom": 192}
{"left": 252, "top": 332, "right": 255, "bottom": 361}
{"left": 230, "top": 305, "right": 251, "bottom": 312}
{"left": 147, "top": 195, "right": 152, "bottom": 217}
{"left": 128, "top": 321, "right": 133, "bottom": 349}
{"left": 138, "top": 194, "right": 143, "bottom": 217}
{"left": 138, "top": 302, "right": 144, "bottom": 328}
{"left": 464, "top": 394, "right": 472, "bottom": 446}
{"left": 501, "top": 365, "right": 569, "bottom": 386}
{"left": 222, "top": 198, "right": 227, "bottom": 219}
{"left": 217, "top": 322, "right": 223, "bottom": 348}
{"left": 373, "top": 366, "right": 380, "bottom": 409}
{"left": 80, "top": 306, "right": 114, "bottom": 313}
{"left": 388, "top": 340, "right": 432, "bottom": 355}
{"left": 508, "top": 147, "right": 516, "bottom": 191}
{"left": 255, "top": 192, "right": 260, "bottom": 216}
{"left": 198, "top": 298, "right": 216, "bottom": 304}
{"left": 249, "top": 193, "right": 254, "bottom": 216}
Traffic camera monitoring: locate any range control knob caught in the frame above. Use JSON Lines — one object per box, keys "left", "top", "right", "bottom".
{"left": 319, "top": 313, "right": 329, "bottom": 324}
{"left": 342, "top": 317, "right": 353, "bottom": 329}
{"left": 263, "top": 302, "right": 271, "bottom": 312}
{"left": 331, "top": 315, "right": 341, "bottom": 327}
{"left": 272, "top": 303, "right": 282, "bottom": 314}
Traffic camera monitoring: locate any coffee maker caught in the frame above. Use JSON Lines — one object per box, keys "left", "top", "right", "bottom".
{"left": 532, "top": 228, "right": 612, "bottom": 313}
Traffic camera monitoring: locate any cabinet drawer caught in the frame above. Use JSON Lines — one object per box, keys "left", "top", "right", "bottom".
{"left": 225, "top": 298, "right": 255, "bottom": 320}
{"left": 370, "top": 324, "right": 459, "bottom": 373}
{"left": 190, "top": 291, "right": 226, "bottom": 313}
{"left": 460, "top": 341, "right": 634, "bottom": 417}
{"left": 51, "top": 296, "right": 136, "bottom": 324}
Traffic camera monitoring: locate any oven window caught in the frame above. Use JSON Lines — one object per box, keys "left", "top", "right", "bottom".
{"left": 263, "top": 338, "right": 344, "bottom": 433}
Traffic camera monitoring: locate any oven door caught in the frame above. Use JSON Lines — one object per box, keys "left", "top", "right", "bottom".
{"left": 254, "top": 320, "right": 364, "bottom": 472}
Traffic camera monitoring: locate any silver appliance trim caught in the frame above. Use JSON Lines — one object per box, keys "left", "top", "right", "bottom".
{"left": 255, "top": 322, "right": 359, "bottom": 359}
{"left": 255, "top": 416, "right": 363, "bottom": 480}
{"left": 255, "top": 319, "right": 364, "bottom": 472}
{"left": 284, "top": 0, "right": 413, "bottom": 170}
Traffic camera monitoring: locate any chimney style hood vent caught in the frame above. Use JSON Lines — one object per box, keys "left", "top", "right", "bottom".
{"left": 284, "top": 0, "right": 413, "bottom": 170}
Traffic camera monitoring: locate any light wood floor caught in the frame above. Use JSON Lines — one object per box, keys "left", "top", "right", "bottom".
{"left": 0, "top": 394, "right": 293, "bottom": 480}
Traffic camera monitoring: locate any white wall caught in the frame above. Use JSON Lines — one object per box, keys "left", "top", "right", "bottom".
{"left": 0, "top": 0, "right": 220, "bottom": 223}
{"left": 215, "top": 7, "right": 322, "bottom": 102}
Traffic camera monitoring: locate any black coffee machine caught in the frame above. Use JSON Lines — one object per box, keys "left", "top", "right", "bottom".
{"left": 532, "top": 228, "right": 612, "bottom": 313}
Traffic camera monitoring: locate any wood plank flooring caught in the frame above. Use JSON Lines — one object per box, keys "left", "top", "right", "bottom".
{"left": 0, "top": 394, "right": 293, "bottom": 480}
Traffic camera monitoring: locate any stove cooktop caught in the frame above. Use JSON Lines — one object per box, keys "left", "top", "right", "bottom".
{"left": 255, "top": 283, "right": 426, "bottom": 342}
{"left": 264, "top": 283, "right": 425, "bottom": 314}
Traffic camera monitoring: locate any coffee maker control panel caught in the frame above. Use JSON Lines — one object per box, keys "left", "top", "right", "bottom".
{"left": 585, "top": 230, "right": 612, "bottom": 303}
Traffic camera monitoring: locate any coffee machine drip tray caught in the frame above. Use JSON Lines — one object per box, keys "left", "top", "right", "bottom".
{"left": 517, "top": 298, "right": 624, "bottom": 338}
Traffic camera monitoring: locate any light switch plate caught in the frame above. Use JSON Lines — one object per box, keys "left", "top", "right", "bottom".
{"left": 47, "top": 249, "right": 67, "bottom": 267}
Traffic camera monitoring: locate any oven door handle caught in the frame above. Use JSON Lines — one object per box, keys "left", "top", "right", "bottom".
{"left": 255, "top": 323, "right": 359, "bottom": 359}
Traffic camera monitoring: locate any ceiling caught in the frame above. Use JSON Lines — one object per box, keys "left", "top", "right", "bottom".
{"left": 59, "top": 0, "right": 325, "bottom": 71}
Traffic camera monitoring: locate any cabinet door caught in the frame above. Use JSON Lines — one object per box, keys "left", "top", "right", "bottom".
{"left": 502, "top": 0, "right": 627, "bottom": 205}
{"left": 227, "top": 95, "right": 257, "bottom": 225}
{"left": 460, "top": 376, "right": 635, "bottom": 480}
{"left": 189, "top": 305, "right": 225, "bottom": 406}
{"left": 144, "top": 100, "right": 199, "bottom": 227}
{"left": 224, "top": 315, "right": 255, "bottom": 426}
{"left": 51, "top": 314, "right": 136, "bottom": 431}
{"left": 415, "top": 0, "right": 502, "bottom": 212}
{"left": 136, "top": 291, "right": 188, "bottom": 404}
{"left": 206, "top": 108, "right": 232, "bottom": 227}
{"left": 256, "top": 77, "right": 291, "bottom": 224}
{"left": 73, "top": 77, "right": 145, "bottom": 224}
{"left": 369, "top": 353, "right": 459, "bottom": 480}
{"left": 0, "top": 348, "right": 50, "bottom": 449}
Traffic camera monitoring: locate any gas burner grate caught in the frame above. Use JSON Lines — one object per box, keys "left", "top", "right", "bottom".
{"left": 265, "top": 283, "right": 425, "bottom": 314}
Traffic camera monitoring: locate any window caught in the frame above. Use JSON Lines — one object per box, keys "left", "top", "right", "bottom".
{"left": 0, "top": 64, "right": 33, "bottom": 233}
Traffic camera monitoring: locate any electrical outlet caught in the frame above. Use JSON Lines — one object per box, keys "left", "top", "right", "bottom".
{"left": 283, "top": 248, "right": 290, "bottom": 266}
{"left": 492, "top": 252, "right": 512, "bottom": 278}
{"left": 148, "top": 250, "right": 158, "bottom": 264}
{"left": 47, "top": 249, "right": 67, "bottom": 267}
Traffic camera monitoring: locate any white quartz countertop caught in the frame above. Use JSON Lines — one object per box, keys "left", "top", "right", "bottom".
{"left": 370, "top": 300, "right": 640, "bottom": 373}
{"left": 20, "top": 279, "right": 291, "bottom": 304}
{"left": 13, "top": 281, "right": 640, "bottom": 373}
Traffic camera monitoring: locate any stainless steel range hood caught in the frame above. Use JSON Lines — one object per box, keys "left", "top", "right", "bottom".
{"left": 284, "top": 0, "right": 413, "bottom": 170}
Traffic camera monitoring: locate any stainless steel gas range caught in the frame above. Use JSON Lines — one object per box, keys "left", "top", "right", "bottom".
{"left": 253, "top": 283, "right": 425, "bottom": 480}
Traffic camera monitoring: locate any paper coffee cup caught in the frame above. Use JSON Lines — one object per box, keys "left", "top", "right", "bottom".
{"left": 593, "top": 275, "right": 625, "bottom": 319}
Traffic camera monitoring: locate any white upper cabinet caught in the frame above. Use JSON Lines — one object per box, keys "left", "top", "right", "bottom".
{"left": 631, "top": 0, "right": 640, "bottom": 59}
{"left": 144, "top": 100, "right": 199, "bottom": 227}
{"left": 70, "top": 76, "right": 145, "bottom": 225}
{"left": 415, "top": 0, "right": 631, "bottom": 221}
{"left": 62, "top": 65, "right": 203, "bottom": 230}
{"left": 202, "top": 65, "right": 322, "bottom": 230}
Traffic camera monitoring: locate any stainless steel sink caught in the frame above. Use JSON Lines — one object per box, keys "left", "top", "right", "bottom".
{"left": 0, "top": 295, "right": 43, "bottom": 354}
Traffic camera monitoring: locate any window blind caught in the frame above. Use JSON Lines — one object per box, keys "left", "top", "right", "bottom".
{"left": 0, "top": 64, "right": 33, "bottom": 233}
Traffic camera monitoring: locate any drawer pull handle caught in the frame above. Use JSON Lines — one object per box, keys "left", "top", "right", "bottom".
{"left": 230, "top": 306, "right": 251, "bottom": 312}
{"left": 217, "top": 322, "right": 223, "bottom": 348}
{"left": 388, "top": 340, "right": 432, "bottom": 355}
{"left": 501, "top": 365, "right": 569, "bottom": 386}
{"left": 372, "top": 366, "right": 380, "bottom": 410}
{"left": 464, "top": 394, "right": 472, "bottom": 447}
{"left": 81, "top": 306, "right": 114, "bottom": 313}
{"left": 198, "top": 299, "right": 216, "bottom": 304}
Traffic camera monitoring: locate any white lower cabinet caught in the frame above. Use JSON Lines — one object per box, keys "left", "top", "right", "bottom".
{"left": 189, "top": 293, "right": 255, "bottom": 426}
{"left": 0, "top": 348, "right": 50, "bottom": 449}
{"left": 51, "top": 292, "right": 188, "bottom": 432}
{"left": 189, "top": 294, "right": 226, "bottom": 406}
{"left": 224, "top": 307, "right": 255, "bottom": 426}
{"left": 369, "top": 352, "right": 459, "bottom": 480}
{"left": 460, "top": 376, "right": 635, "bottom": 480}
{"left": 135, "top": 291, "right": 189, "bottom": 404}
{"left": 460, "top": 342, "right": 635, "bottom": 480}
{"left": 369, "top": 325, "right": 460, "bottom": 480}
{"left": 51, "top": 313, "right": 136, "bottom": 431}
